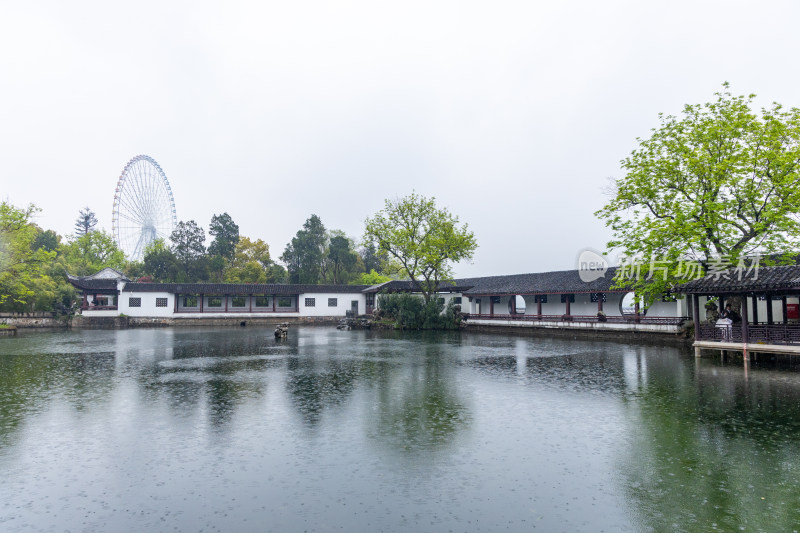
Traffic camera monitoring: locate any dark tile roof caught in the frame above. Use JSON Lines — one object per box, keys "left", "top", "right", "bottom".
{"left": 675, "top": 265, "right": 800, "bottom": 293}
{"left": 363, "top": 280, "right": 474, "bottom": 293}
{"left": 66, "top": 276, "right": 119, "bottom": 291}
{"left": 458, "top": 268, "right": 628, "bottom": 295}
{"left": 363, "top": 268, "right": 629, "bottom": 295}
{"left": 122, "top": 283, "right": 370, "bottom": 295}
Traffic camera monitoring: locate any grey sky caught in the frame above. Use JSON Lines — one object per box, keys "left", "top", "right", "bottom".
{"left": 3, "top": 0, "right": 799, "bottom": 277}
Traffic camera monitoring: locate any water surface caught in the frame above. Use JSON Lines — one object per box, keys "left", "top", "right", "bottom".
{"left": 1, "top": 327, "right": 799, "bottom": 532}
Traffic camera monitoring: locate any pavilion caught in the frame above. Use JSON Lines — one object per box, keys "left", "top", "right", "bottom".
{"left": 676, "top": 265, "right": 800, "bottom": 356}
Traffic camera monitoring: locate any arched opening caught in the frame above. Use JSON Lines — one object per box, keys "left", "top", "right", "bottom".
{"left": 508, "top": 295, "right": 526, "bottom": 315}
{"left": 619, "top": 292, "right": 646, "bottom": 317}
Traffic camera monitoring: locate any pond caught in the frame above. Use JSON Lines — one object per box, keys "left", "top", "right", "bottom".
{"left": 1, "top": 326, "right": 799, "bottom": 532}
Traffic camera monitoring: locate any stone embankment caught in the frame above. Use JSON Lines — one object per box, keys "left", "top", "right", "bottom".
{"left": 0, "top": 312, "right": 67, "bottom": 329}
{"left": 336, "top": 317, "right": 373, "bottom": 330}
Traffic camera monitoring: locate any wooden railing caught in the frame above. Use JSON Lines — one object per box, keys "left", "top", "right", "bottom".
{"left": 698, "top": 323, "right": 800, "bottom": 345}
{"left": 466, "top": 314, "right": 686, "bottom": 325}
{"left": 81, "top": 305, "right": 118, "bottom": 311}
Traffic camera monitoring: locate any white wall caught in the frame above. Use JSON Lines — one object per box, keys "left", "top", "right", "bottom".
{"left": 118, "top": 292, "right": 175, "bottom": 317}
{"left": 300, "top": 293, "right": 366, "bottom": 316}
{"left": 644, "top": 299, "right": 681, "bottom": 317}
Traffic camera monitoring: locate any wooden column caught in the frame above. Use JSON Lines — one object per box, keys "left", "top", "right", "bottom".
{"left": 692, "top": 294, "right": 700, "bottom": 341}
{"left": 597, "top": 293, "right": 604, "bottom": 312}
{"left": 174, "top": 294, "right": 178, "bottom": 313}
{"left": 272, "top": 294, "right": 276, "bottom": 312}
{"left": 634, "top": 300, "right": 640, "bottom": 323}
{"left": 766, "top": 294, "right": 774, "bottom": 325}
{"left": 225, "top": 294, "right": 229, "bottom": 313}
{"left": 782, "top": 296, "right": 788, "bottom": 324}
{"left": 752, "top": 294, "right": 759, "bottom": 324}
{"left": 249, "top": 295, "right": 253, "bottom": 313}
{"left": 537, "top": 295, "right": 542, "bottom": 317}
{"left": 490, "top": 298, "right": 494, "bottom": 317}
{"left": 565, "top": 296, "right": 571, "bottom": 317}
{"left": 741, "top": 294, "right": 749, "bottom": 344}
{"left": 200, "top": 294, "right": 204, "bottom": 313}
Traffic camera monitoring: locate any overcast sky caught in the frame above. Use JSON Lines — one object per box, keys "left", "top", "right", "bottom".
{"left": 2, "top": 0, "right": 799, "bottom": 277}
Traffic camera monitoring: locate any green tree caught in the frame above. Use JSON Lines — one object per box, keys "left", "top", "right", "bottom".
{"left": 354, "top": 269, "right": 392, "bottom": 285}
{"left": 326, "top": 233, "right": 359, "bottom": 284}
{"left": 224, "top": 236, "right": 275, "bottom": 284}
{"left": 33, "top": 229, "right": 60, "bottom": 252}
{"left": 360, "top": 241, "right": 382, "bottom": 273}
{"left": 596, "top": 84, "right": 800, "bottom": 304}
{"left": 74, "top": 207, "right": 98, "bottom": 237}
{"left": 142, "top": 238, "right": 179, "bottom": 282}
{"left": 61, "top": 230, "right": 125, "bottom": 276}
{"left": 281, "top": 214, "right": 327, "bottom": 284}
{"left": 208, "top": 212, "right": 239, "bottom": 260}
{"left": 364, "top": 192, "right": 477, "bottom": 303}
{"left": 266, "top": 263, "right": 288, "bottom": 283}
{"left": 169, "top": 220, "right": 208, "bottom": 282}
{"left": 0, "top": 202, "right": 55, "bottom": 309}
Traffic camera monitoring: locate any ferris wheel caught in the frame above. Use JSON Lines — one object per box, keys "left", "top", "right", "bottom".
{"left": 112, "top": 155, "right": 177, "bottom": 261}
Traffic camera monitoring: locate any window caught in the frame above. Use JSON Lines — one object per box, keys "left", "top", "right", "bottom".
{"left": 208, "top": 297, "right": 222, "bottom": 307}
{"left": 156, "top": 298, "right": 168, "bottom": 307}
{"left": 438, "top": 297, "right": 445, "bottom": 305}
{"left": 305, "top": 298, "right": 315, "bottom": 307}
{"left": 129, "top": 297, "right": 141, "bottom": 307}
{"left": 183, "top": 295, "right": 198, "bottom": 307}
{"left": 453, "top": 297, "right": 462, "bottom": 305}
{"left": 277, "top": 296, "right": 293, "bottom": 308}
{"left": 491, "top": 296, "right": 501, "bottom": 304}
{"left": 328, "top": 298, "right": 338, "bottom": 307}
{"left": 560, "top": 294, "right": 575, "bottom": 303}
{"left": 590, "top": 293, "right": 607, "bottom": 303}
{"left": 231, "top": 296, "right": 246, "bottom": 307}
{"left": 255, "top": 296, "right": 271, "bottom": 307}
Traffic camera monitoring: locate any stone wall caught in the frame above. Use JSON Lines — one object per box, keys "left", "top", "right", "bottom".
{"left": 70, "top": 315, "right": 343, "bottom": 329}
{"left": 467, "top": 320, "right": 692, "bottom": 345}
{"left": 0, "top": 313, "right": 68, "bottom": 328}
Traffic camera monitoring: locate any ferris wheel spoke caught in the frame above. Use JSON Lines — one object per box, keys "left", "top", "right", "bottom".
{"left": 117, "top": 199, "right": 147, "bottom": 225}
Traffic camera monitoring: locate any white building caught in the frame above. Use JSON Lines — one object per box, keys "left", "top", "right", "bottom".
{"left": 69, "top": 266, "right": 686, "bottom": 333}
{"left": 69, "top": 269, "right": 368, "bottom": 319}
{"left": 363, "top": 267, "right": 687, "bottom": 332}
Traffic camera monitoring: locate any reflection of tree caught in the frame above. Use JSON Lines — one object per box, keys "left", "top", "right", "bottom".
{"left": 285, "top": 358, "right": 363, "bottom": 427}
{"left": 369, "top": 341, "right": 470, "bottom": 455}
{"left": 0, "top": 344, "right": 116, "bottom": 446}
{"left": 621, "top": 358, "right": 800, "bottom": 531}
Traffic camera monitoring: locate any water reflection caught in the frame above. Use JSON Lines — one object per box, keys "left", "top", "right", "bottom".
{"left": 367, "top": 341, "right": 470, "bottom": 455}
{"left": 3, "top": 328, "right": 800, "bottom": 531}
{"left": 621, "top": 356, "right": 800, "bottom": 531}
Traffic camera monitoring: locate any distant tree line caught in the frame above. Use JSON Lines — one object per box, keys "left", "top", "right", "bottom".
{"left": 0, "top": 193, "right": 476, "bottom": 314}
{"left": 0, "top": 205, "right": 395, "bottom": 313}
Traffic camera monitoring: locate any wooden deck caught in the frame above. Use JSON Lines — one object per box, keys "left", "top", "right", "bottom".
{"left": 694, "top": 340, "right": 800, "bottom": 355}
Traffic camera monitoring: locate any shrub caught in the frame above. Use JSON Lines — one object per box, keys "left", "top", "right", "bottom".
{"left": 377, "top": 293, "right": 461, "bottom": 330}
